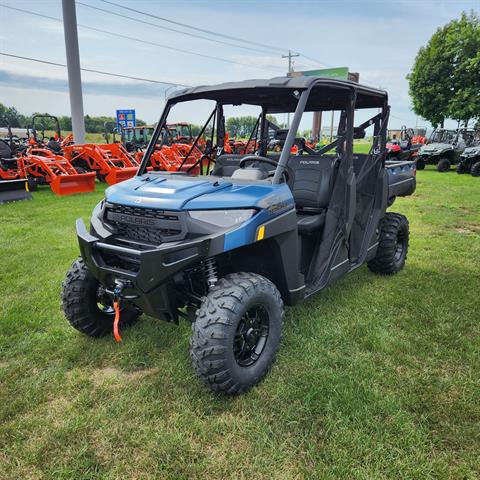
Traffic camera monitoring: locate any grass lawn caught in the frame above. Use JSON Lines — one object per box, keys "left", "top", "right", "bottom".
{"left": 0, "top": 169, "right": 479, "bottom": 479}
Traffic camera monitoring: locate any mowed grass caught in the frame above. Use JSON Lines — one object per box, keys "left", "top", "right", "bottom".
{"left": 0, "top": 170, "right": 479, "bottom": 479}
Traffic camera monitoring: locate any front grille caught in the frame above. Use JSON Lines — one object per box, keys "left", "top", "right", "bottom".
{"left": 105, "top": 202, "right": 186, "bottom": 245}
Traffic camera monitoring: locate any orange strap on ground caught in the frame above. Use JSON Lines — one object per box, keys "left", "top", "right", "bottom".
{"left": 113, "top": 301, "right": 122, "bottom": 342}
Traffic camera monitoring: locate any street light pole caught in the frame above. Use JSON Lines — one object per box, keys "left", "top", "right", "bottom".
{"left": 62, "top": 0, "right": 85, "bottom": 143}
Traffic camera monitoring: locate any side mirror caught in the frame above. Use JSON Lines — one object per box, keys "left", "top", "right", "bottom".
{"left": 353, "top": 127, "right": 366, "bottom": 139}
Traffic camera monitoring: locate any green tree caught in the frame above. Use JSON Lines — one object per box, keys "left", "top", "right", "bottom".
{"left": 408, "top": 12, "right": 480, "bottom": 127}
{"left": 226, "top": 116, "right": 258, "bottom": 138}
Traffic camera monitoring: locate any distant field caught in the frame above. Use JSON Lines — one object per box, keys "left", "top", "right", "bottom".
{"left": 0, "top": 169, "right": 479, "bottom": 479}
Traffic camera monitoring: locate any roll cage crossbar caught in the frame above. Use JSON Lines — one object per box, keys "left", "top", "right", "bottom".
{"left": 137, "top": 77, "right": 388, "bottom": 182}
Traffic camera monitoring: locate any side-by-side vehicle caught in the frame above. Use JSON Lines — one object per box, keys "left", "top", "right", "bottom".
{"left": 416, "top": 128, "right": 475, "bottom": 172}
{"left": 62, "top": 77, "right": 416, "bottom": 394}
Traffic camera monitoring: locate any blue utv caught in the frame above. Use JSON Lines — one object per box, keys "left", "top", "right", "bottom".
{"left": 62, "top": 77, "right": 416, "bottom": 395}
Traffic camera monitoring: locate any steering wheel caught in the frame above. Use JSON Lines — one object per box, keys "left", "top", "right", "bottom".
{"left": 238, "top": 155, "right": 289, "bottom": 182}
{"left": 239, "top": 155, "right": 277, "bottom": 170}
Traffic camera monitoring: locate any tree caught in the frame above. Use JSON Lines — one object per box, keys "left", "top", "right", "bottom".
{"left": 226, "top": 116, "right": 258, "bottom": 138}
{"left": 446, "top": 13, "right": 480, "bottom": 125}
{"left": 408, "top": 12, "right": 480, "bottom": 127}
{"left": 225, "top": 115, "right": 285, "bottom": 139}
{"left": 0, "top": 102, "right": 147, "bottom": 134}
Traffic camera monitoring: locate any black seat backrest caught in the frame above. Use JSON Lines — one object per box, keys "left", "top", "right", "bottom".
{"left": 47, "top": 139, "right": 62, "bottom": 153}
{"left": 0, "top": 139, "right": 12, "bottom": 159}
{"left": 212, "top": 154, "right": 247, "bottom": 177}
{"left": 287, "top": 155, "right": 337, "bottom": 210}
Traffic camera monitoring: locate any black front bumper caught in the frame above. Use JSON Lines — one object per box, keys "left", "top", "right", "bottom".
{"left": 77, "top": 219, "right": 220, "bottom": 322}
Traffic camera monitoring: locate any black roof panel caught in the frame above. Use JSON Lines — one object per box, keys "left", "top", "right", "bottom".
{"left": 169, "top": 76, "right": 387, "bottom": 112}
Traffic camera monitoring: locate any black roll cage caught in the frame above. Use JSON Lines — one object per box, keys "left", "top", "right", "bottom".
{"left": 30, "top": 114, "right": 61, "bottom": 142}
{"left": 137, "top": 77, "right": 389, "bottom": 181}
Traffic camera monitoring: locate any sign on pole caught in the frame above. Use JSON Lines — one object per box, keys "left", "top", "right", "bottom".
{"left": 289, "top": 67, "right": 358, "bottom": 82}
{"left": 116, "top": 109, "right": 136, "bottom": 132}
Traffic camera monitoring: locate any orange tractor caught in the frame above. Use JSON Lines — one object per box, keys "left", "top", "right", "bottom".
{"left": 20, "top": 115, "right": 96, "bottom": 195}
{"left": 0, "top": 124, "right": 32, "bottom": 203}
{"left": 134, "top": 124, "right": 203, "bottom": 174}
{"left": 63, "top": 142, "right": 141, "bottom": 185}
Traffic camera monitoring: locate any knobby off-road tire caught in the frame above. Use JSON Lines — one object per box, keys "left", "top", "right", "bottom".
{"left": 471, "top": 161, "right": 480, "bottom": 177}
{"left": 367, "top": 213, "right": 409, "bottom": 275}
{"left": 456, "top": 162, "right": 467, "bottom": 174}
{"left": 437, "top": 158, "right": 451, "bottom": 172}
{"left": 62, "top": 257, "right": 140, "bottom": 337}
{"left": 190, "top": 272, "right": 284, "bottom": 395}
{"left": 415, "top": 159, "right": 426, "bottom": 170}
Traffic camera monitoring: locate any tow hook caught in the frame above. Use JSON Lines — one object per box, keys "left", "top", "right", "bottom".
{"left": 112, "top": 280, "right": 127, "bottom": 342}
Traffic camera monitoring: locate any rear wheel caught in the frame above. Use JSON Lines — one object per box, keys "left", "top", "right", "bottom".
{"left": 368, "top": 213, "right": 409, "bottom": 275}
{"left": 62, "top": 257, "right": 140, "bottom": 337}
{"left": 190, "top": 272, "right": 284, "bottom": 395}
{"left": 437, "top": 158, "right": 451, "bottom": 172}
{"left": 27, "top": 179, "right": 38, "bottom": 191}
{"left": 456, "top": 162, "right": 467, "bottom": 174}
{"left": 415, "top": 159, "right": 425, "bottom": 170}
{"left": 471, "top": 162, "right": 480, "bottom": 177}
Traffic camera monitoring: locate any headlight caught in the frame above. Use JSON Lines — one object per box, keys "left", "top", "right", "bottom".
{"left": 189, "top": 209, "right": 256, "bottom": 228}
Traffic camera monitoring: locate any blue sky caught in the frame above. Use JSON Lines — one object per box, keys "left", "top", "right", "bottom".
{"left": 0, "top": 0, "right": 478, "bottom": 129}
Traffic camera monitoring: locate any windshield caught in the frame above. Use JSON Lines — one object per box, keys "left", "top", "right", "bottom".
{"left": 123, "top": 127, "right": 153, "bottom": 143}
{"left": 429, "top": 129, "right": 456, "bottom": 144}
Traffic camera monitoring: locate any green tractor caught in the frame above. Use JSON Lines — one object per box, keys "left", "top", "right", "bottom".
{"left": 416, "top": 128, "right": 474, "bottom": 172}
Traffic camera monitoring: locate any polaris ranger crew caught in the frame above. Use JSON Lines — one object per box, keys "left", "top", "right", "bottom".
{"left": 62, "top": 77, "right": 416, "bottom": 395}
{"left": 457, "top": 129, "right": 480, "bottom": 177}
{"left": 416, "top": 128, "right": 475, "bottom": 172}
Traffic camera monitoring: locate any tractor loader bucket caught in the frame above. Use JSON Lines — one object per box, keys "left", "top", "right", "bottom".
{"left": 0, "top": 179, "right": 32, "bottom": 204}
{"left": 50, "top": 172, "right": 96, "bottom": 196}
{"left": 105, "top": 167, "right": 138, "bottom": 185}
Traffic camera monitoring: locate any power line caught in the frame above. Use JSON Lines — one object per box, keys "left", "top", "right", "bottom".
{"left": 74, "top": 1, "right": 277, "bottom": 56}
{"left": 1, "top": 3, "right": 284, "bottom": 74}
{"left": 0, "top": 52, "right": 191, "bottom": 87}
{"left": 97, "top": 0, "right": 332, "bottom": 70}
{"left": 297, "top": 54, "right": 333, "bottom": 68}
{"left": 99, "top": 0, "right": 286, "bottom": 54}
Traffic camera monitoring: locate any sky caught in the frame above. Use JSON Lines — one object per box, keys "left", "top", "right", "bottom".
{"left": 0, "top": 0, "right": 478, "bottom": 131}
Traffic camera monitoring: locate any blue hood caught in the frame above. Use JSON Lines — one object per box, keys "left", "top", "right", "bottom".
{"left": 105, "top": 174, "right": 294, "bottom": 211}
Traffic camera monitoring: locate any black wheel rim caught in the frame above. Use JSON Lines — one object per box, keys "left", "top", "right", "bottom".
{"left": 394, "top": 228, "right": 407, "bottom": 263}
{"left": 234, "top": 304, "right": 270, "bottom": 367}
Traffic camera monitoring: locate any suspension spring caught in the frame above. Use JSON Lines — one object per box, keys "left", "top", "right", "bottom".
{"left": 204, "top": 257, "right": 218, "bottom": 289}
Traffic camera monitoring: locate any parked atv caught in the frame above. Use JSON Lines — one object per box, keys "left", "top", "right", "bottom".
{"left": 386, "top": 126, "right": 422, "bottom": 161}
{"left": 62, "top": 77, "right": 416, "bottom": 395}
{"left": 457, "top": 129, "right": 480, "bottom": 177}
{"left": 416, "top": 128, "right": 474, "bottom": 172}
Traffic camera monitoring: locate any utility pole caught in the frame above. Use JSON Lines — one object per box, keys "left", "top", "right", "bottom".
{"left": 282, "top": 50, "right": 299, "bottom": 127}
{"left": 62, "top": 0, "right": 85, "bottom": 143}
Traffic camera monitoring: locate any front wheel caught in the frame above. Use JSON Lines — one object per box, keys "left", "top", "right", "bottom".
{"left": 62, "top": 257, "right": 140, "bottom": 337}
{"left": 437, "top": 158, "right": 451, "bottom": 172}
{"left": 368, "top": 213, "right": 409, "bottom": 275}
{"left": 190, "top": 272, "right": 284, "bottom": 395}
{"left": 471, "top": 162, "right": 480, "bottom": 177}
{"left": 456, "top": 162, "right": 467, "bottom": 174}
